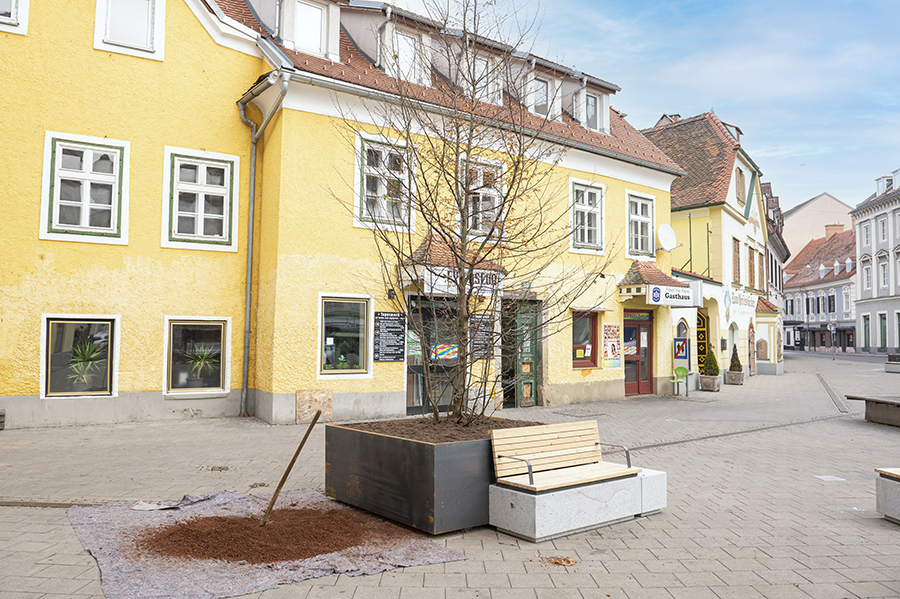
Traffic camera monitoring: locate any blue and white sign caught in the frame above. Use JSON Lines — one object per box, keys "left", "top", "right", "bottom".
{"left": 646, "top": 284, "right": 693, "bottom": 307}
{"left": 673, "top": 337, "right": 690, "bottom": 370}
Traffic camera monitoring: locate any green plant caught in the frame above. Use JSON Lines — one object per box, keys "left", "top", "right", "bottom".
{"left": 702, "top": 349, "right": 720, "bottom": 376}
{"left": 729, "top": 343, "right": 742, "bottom": 372}
{"left": 67, "top": 340, "right": 106, "bottom": 385}
{"left": 185, "top": 344, "right": 220, "bottom": 379}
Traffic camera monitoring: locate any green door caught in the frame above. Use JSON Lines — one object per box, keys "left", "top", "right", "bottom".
{"left": 515, "top": 302, "right": 539, "bottom": 407}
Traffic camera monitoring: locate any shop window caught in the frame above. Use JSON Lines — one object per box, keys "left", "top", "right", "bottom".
{"left": 163, "top": 148, "right": 238, "bottom": 251}
{"left": 360, "top": 138, "right": 410, "bottom": 226}
{"left": 572, "top": 182, "right": 603, "bottom": 251}
{"left": 41, "top": 132, "right": 129, "bottom": 245}
{"left": 572, "top": 312, "right": 597, "bottom": 368}
{"left": 321, "top": 299, "right": 368, "bottom": 374}
{"left": 628, "top": 195, "right": 654, "bottom": 256}
{"left": 167, "top": 321, "right": 225, "bottom": 392}
{"left": 45, "top": 318, "right": 113, "bottom": 396}
{"left": 94, "top": 0, "right": 165, "bottom": 60}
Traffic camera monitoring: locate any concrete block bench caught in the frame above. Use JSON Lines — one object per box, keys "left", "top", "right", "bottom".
{"left": 488, "top": 421, "right": 666, "bottom": 542}
{"left": 876, "top": 468, "right": 900, "bottom": 524}
{"left": 845, "top": 395, "right": 900, "bottom": 427}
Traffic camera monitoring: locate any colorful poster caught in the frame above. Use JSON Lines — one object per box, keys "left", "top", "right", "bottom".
{"left": 603, "top": 324, "right": 621, "bottom": 368}
{"left": 431, "top": 344, "right": 458, "bottom": 360}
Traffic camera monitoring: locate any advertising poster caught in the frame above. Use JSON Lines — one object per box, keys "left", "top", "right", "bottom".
{"left": 603, "top": 324, "right": 621, "bottom": 368}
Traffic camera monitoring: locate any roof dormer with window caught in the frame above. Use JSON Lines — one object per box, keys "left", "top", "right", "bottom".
{"left": 282, "top": 0, "right": 341, "bottom": 62}
{"left": 574, "top": 85, "right": 610, "bottom": 135}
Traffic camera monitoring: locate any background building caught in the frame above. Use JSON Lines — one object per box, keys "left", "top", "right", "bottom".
{"left": 781, "top": 192, "right": 853, "bottom": 257}
{"left": 851, "top": 169, "right": 900, "bottom": 353}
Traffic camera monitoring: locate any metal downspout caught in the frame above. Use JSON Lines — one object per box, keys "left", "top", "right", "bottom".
{"left": 237, "top": 70, "right": 290, "bottom": 417}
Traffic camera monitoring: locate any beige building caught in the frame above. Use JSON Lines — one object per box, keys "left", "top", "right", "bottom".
{"left": 782, "top": 192, "right": 853, "bottom": 257}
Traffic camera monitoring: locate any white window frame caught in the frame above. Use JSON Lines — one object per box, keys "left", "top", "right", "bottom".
{"left": 317, "top": 293, "right": 374, "bottom": 380}
{"left": 163, "top": 315, "right": 231, "bottom": 398}
{"left": 626, "top": 191, "right": 655, "bottom": 259}
{"left": 94, "top": 0, "right": 166, "bottom": 61}
{"left": 533, "top": 77, "right": 550, "bottom": 116}
{"left": 843, "top": 286, "right": 850, "bottom": 317}
{"left": 863, "top": 223, "right": 871, "bottom": 246}
{"left": 294, "top": 0, "right": 326, "bottom": 56}
{"left": 40, "top": 131, "right": 130, "bottom": 246}
{"left": 353, "top": 133, "right": 415, "bottom": 232}
{"left": 0, "top": 0, "right": 29, "bottom": 35}
{"left": 569, "top": 178, "right": 604, "bottom": 254}
{"left": 879, "top": 218, "right": 888, "bottom": 242}
{"left": 461, "top": 155, "right": 504, "bottom": 238}
{"left": 391, "top": 30, "right": 423, "bottom": 84}
{"left": 827, "top": 289, "right": 836, "bottom": 316}
{"left": 585, "top": 93, "right": 599, "bottom": 131}
{"left": 864, "top": 266, "right": 872, "bottom": 290}
{"left": 40, "top": 313, "right": 120, "bottom": 399}
{"left": 161, "top": 147, "right": 239, "bottom": 252}
{"left": 880, "top": 261, "right": 889, "bottom": 288}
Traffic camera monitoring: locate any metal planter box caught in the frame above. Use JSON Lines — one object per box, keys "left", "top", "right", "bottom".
{"left": 325, "top": 423, "right": 493, "bottom": 535}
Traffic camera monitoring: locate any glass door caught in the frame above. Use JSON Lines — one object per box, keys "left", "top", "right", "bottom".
{"left": 624, "top": 311, "right": 653, "bottom": 395}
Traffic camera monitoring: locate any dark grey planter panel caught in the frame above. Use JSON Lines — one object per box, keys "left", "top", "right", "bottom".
{"left": 325, "top": 424, "right": 493, "bottom": 534}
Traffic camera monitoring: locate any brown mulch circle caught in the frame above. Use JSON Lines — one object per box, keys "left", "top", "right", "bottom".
{"left": 136, "top": 506, "right": 407, "bottom": 564}
{"left": 342, "top": 415, "right": 543, "bottom": 443}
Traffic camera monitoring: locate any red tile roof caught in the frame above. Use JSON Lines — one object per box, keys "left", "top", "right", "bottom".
{"left": 620, "top": 260, "right": 688, "bottom": 288}
{"left": 404, "top": 230, "right": 506, "bottom": 272}
{"left": 641, "top": 113, "right": 738, "bottom": 210}
{"left": 783, "top": 229, "right": 856, "bottom": 276}
{"left": 756, "top": 296, "right": 779, "bottom": 313}
{"left": 671, "top": 268, "right": 719, "bottom": 284}
{"left": 213, "top": 1, "right": 682, "bottom": 175}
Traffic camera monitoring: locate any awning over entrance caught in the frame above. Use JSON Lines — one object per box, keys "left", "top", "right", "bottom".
{"left": 618, "top": 260, "right": 692, "bottom": 306}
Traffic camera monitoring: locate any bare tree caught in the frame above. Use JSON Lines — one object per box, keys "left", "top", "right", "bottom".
{"left": 340, "top": 0, "right": 618, "bottom": 422}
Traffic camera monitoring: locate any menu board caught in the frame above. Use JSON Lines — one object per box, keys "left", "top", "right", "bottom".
{"left": 374, "top": 312, "right": 405, "bottom": 362}
{"left": 470, "top": 314, "right": 494, "bottom": 361}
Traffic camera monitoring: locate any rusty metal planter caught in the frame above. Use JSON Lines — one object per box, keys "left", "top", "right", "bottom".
{"left": 325, "top": 423, "right": 493, "bottom": 534}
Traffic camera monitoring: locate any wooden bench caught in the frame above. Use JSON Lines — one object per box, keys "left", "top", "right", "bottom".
{"left": 876, "top": 468, "right": 900, "bottom": 525}
{"left": 845, "top": 395, "right": 900, "bottom": 427}
{"left": 488, "top": 421, "right": 666, "bottom": 542}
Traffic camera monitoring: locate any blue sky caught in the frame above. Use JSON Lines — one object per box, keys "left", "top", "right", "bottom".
{"left": 398, "top": 0, "right": 900, "bottom": 210}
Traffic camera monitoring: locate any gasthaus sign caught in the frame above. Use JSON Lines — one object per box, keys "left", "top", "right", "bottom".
{"left": 646, "top": 284, "right": 693, "bottom": 307}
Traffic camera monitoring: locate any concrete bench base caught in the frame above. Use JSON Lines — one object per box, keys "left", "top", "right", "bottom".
{"left": 876, "top": 474, "right": 900, "bottom": 525}
{"left": 489, "top": 469, "right": 666, "bottom": 543}
{"left": 885, "top": 362, "right": 900, "bottom": 374}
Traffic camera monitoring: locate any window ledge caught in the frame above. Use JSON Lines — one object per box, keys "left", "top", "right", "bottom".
{"left": 164, "top": 391, "right": 230, "bottom": 400}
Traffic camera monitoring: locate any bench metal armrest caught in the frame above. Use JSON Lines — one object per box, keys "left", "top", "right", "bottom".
{"left": 499, "top": 454, "right": 534, "bottom": 485}
{"left": 597, "top": 443, "right": 631, "bottom": 468}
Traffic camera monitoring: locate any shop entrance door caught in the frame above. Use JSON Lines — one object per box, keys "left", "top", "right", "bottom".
{"left": 501, "top": 300, "right": 539, "bottom": 407}
{"left": 624, "top": 311, "right": 653, "bottom": 395}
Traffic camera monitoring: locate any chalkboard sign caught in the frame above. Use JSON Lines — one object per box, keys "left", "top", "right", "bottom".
{"left": 374, "top": 312, "right": 406, "bottom": 362}
{"left": 470, "top": 314, "right": 494, "bottom": 361}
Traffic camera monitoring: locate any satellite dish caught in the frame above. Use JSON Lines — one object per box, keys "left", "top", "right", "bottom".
{"left": 657, "top": 223, "right": 677, "bottom": 252}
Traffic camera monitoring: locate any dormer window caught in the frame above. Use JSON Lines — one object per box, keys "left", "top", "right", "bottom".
{"left": 392, "top": 31, "right": 422, "bottom": 83}
{"left": 295, "top": 0, "right": 325, "bottom": 55}
{"left": 533, "top": 78, "right": 549, "bottom": 116}
{"left": 585, "top": 94, "right": 599, "bottom": 130}
{"left": 473, "top": 56, "right": 493, "bottom": 102}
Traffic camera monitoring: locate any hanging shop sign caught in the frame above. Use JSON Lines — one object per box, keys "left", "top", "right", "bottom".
{"left": 423, "top": 266, "right": 503, "bottom": 297}
{"left": 645, "top": 284, "right": 693, "bottom": 307}
{"left": 374, "top": 312, "right": 406, "bottom": 362}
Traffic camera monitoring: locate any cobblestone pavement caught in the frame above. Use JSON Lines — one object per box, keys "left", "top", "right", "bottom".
{"left": 2, "top": 352, "right": 899, "bottom": 598}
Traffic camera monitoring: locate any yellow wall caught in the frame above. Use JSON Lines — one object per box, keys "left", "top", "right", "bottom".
{"left": 0, "top": 0, "right": 268, "bottom": 396}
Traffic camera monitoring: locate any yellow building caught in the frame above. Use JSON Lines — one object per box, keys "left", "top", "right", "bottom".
{"left": 643, "top": 113, "right": 784, "bottom": 383}
{"left": 0, "top": 0, "right": 686, "bottom": 429}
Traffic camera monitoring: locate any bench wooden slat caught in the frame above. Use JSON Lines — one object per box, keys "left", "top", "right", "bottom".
{"left": 876, "top": 467, "right": 900, "bottom": 481}
{"left": 497, "top": 461, "right": 641, "bottom": 492}
{"left": 491, "top": 422, "right": 603, "bottom": 478}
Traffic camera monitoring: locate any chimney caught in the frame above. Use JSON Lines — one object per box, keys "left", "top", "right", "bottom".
{"left": 825, "top": 224, "right": 844, "bottom": 238}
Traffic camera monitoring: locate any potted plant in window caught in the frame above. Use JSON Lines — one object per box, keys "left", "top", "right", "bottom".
{"left": 184, "top": 344, "right": 220, "bottom": 388}
{"left": 698, "top": 349, "right": 721, "bottom": 391}
{"left": 725, "top": 343, "right": 744, "bottom": 385}
{"left": 67, "top": 340, "right": 106, "bottom": 393}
